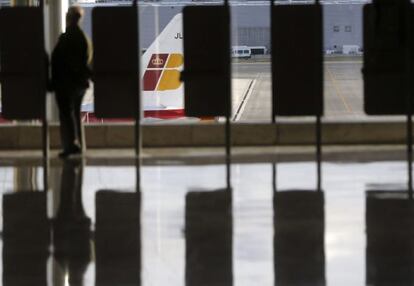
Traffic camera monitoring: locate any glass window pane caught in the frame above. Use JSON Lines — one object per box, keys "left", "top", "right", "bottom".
{"left": 42, "top": 1, "right": 399, "bottom": 125}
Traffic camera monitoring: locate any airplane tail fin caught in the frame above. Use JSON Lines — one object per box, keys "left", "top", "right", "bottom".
{"left": 141, "top": 13, "right": 184, "bottom": 118}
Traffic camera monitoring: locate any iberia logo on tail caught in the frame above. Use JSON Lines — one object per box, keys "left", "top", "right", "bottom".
{"left": 141, "top": 14, "right": 185, "bottom": 119}
{"left": 143, "top": 53, "right": 183, "bottom": 91}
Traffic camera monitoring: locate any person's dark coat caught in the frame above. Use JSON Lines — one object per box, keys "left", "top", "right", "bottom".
{"left": 51, "top": 25, "right": 92, "bottom": 91}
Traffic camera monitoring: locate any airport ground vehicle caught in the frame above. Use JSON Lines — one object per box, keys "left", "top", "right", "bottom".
{"left": 231, "top": 46, "right": 251, "bottom": 59}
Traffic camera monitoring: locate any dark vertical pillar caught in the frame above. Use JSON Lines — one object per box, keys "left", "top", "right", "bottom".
{"left": 3, "top": 192, "right": 49, "bottom": 286}
{"left": 274, "top": 191, "right": 325, "bottom": 286}
{"left": 95, "top": 190, "right": 141, "bottom": 286}
{"left": 272, "top": 4, "right": 323, "bottom": 117}
{"left": 92, "top": 5, "right": 141, "bottom": 185}
{"left": 92, "top": 6, "right": 139, "bottom": 119}
{"left": 182, "top": 5, "right": 232, "bottom": 189}
{"left": 0, "top": 6, "right": 49, "bottom": 191}
{"left": 182, "top": 6, "right": 231, "bottom": 118}
{"left": 0, "top": 7, "right": 46, "bottom": 120}
{"left": 363, "top": 0, "right": 413, "bottom": 115}
{"left": 363, "top": 1, "right": 414, "bottom": 194}
{"left": 271, "top": 4, "right": 324, "bottom": 189}
{"left": 185, "top": 189, "right": 232, "bottom": 286}
{"left": 366, "top": 191, "right": 414, "bottom": 285}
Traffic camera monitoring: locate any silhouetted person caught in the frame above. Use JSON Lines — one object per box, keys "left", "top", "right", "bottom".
{"left": 51, "top": 6, "right": 92, "bottom": 158}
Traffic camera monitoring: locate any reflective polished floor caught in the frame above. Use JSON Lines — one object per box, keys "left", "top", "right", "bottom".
{"left": 0, "top": 154, "right": 413, "bottom": 286}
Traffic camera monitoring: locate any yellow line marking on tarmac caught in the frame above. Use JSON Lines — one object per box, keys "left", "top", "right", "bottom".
{"left": 326, "top": 65, "right": 353, "bottom": 114}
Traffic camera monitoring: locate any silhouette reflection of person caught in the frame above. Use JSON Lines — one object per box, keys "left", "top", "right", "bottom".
{"left": 53, "top": 159, "right": 91, "bottom": 285}
{"left": 51, "top": 6, "right": 92, "bottom": 158}
{"left": 55, "top": 159, "right": 89, "bottom": 224}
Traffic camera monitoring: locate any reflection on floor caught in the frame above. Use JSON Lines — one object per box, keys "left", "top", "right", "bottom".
{"left": 0, "top": 159, "right": 413, "bottom": 286}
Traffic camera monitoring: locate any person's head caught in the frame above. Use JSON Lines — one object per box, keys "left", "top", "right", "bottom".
{"left": 66, "top": 6, "right": 84, "bottom": 27}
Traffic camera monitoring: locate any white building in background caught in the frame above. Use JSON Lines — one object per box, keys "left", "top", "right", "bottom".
{"left": 72, "top": 0, "right": 95, "bottom": 3}
{"left": 0, "top": 0, "right": 10, "bottom": 6}
{"left": 79, "top": 2, "right": 365, "bottom": 54}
